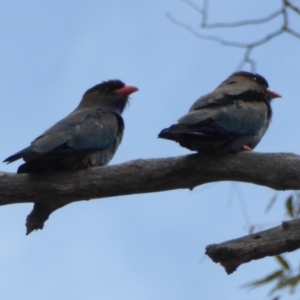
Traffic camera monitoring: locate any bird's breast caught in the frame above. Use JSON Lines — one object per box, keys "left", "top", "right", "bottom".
{"left": 214, "top": 100, "right": 269, "bottom": 135}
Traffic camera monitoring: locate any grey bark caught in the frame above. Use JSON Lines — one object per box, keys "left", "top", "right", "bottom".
{"left": 1, "top": 152, "right": 300, "bottom": 235}
{"left": 206, "top": 219, "right": 300, "bottom": 274}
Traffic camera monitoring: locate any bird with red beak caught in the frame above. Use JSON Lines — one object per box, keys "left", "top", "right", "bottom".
{"left": 4, "top": 80, "right": 138, "bottom": 173}
{"left": 159, "top": 71, "right": 281, "bottom": 153}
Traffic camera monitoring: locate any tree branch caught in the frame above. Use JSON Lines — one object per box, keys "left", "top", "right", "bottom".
{"left": 1, "top": 152, "right": 300, "bottom": 233}
{"left": 284, "top": 0, "right": 300, "bottom": 15}
{"left": 168, "top": 0, "right": 300, "bottom": 71}
{"left": 181, "top": 0, "right": 283, "bottom": 28}
{"left": 205, "top": 218, "right": 300, "bottom": 275}
{"left": 201, "top": 10, "right": 283, "bottom": 29}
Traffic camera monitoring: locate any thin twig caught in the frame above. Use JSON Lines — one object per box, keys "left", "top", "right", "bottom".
{"left": 286, "top": 27, "right": 300, "bottom": 38}
{"left": 201, "top": 9, "right": 283, "bottom": 29}
{"left": 236, "top": 47, "right": 256, "bottom": 72}
{"left": 166, "top": 13, "right": 252, "bottom": 48}
{"left": 168, "top": 0, "right": 300, "bottom": 71}
{"left": 181, "top": 0, "right": 204, "bottom": 15}
{"left": 284, "top": 0, "right": 300, "bottom": 15}
{"left": 201, "top": 0, "right": 208, "bottom": 26}
{"left": 249, "top": 29, "right": 284, "bottom": 47}
{"left": 167, "top": 13, "right": 284, "bottom": 48}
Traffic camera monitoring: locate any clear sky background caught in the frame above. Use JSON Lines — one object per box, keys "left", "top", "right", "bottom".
{"left": 0, "top": 1, "right": 299, "bottom": 299}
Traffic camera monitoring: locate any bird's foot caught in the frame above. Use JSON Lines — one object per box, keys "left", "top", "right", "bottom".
{"left": 87, "top": 159, "right": 97, "bottom": 168}
{"left": 238, "top": 145, "right": 253, "bottom": 152}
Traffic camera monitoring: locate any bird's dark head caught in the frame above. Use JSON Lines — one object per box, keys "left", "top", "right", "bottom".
{"left": 222, "top": 71, "right": 281, "bottom": 101}
{"left": 231, "top": 71, "right": 269, "bottom": 87}
{"left": 79, "top": 80, "right": 138, "bottom": 113}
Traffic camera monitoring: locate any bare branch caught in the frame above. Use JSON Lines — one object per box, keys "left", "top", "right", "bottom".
{"left": 167, "top": 12, "right": 284, "bottom": 49}
{"left": 1, "top": 152, "right": 300, "bottom": 233}
{"left": 181, "top": 0, "right": 204, "bottom": 15}
{"left": 248, "top": 29, "right": 284, "bottom": 47}
{"left": 236, "top": 47, "right": 256, "bottom": 72}
{"left": 169, "top": 0, "right": 300, "bottom": 71}
{"left": 201, "top": 9, "right": 283, "bottom": 29}
{"left": 166, "top": 13, "right": 251, "bottom": 48}
{"left": 180, "top": 0, "right": 282, "bottom": 28}
{"left": 206, "top": 219, "right": 300, "bottom": 274}
{"left": 285, "top": 27, "right": 300, "bottom": 38}
{"left": 284, "top": 0, "right": 300, "bottom": 15}
{"left": 201, "top": 0, "right": 208, "bottom": 26}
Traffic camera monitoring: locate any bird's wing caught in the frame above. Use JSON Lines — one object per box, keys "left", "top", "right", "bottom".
{"left": 188, "top": 84, "right": 254, "bottom": 112}
{"left": 42, "top": 107, "right": 100, "bottom": 135}
{"left": 33, "top": 109, "right": 121, "bottom": 153}
{"left": 179, "top": 99, "right": 268, "bottom": 137}
{"left": 4, "top": 109, "right": 121, "bottom": 163}
{"left": 3, "top": 146, "right": 35, "bottom": 163}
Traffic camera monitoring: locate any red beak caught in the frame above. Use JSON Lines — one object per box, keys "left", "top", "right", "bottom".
{"left": 115, "top": 85, "right": 138, "bottom": 96}
{"left": 267, "top": 87, "right": 281, "bottom": 99}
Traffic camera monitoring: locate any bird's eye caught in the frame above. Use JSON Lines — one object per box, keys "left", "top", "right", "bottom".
{"left": 228, "top": 81, "right": 236, "bottom": 85}
{"left": 252, "top": 75, "right": 269, "bottom": 87}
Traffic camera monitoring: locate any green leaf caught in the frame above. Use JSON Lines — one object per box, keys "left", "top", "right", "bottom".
{"left": 268, "top": 273, "right": 300, "bottom": 295}
{"left": 268, "top": 278, "right": 289, "bottom": 295}
{"left": 285, "top": 196, "right": 293, "bottom": 218}
{"left": 242, "top": 270, "right": 283, "bottom": 288}
{"left": 275, "top": 255, "right": 290, "bottom": 270}
{"left": 287, "top": 274, "right": 300, "bottom": 287}
{"left": 265, "top": 193, "right": 278, "bottom": 213}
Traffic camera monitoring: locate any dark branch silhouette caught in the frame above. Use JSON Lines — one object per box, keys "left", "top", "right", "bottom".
{"left": 1, "top": 152, "right": 300, "bottom": 235}
{"left": 284, "top": 0, "right": 300, "bottom": 14}
{"left": 206, "top": 219, "right": 300, "bottom": 274}
{"left": 167, "top": 0, "right": 300, "bottom": 71}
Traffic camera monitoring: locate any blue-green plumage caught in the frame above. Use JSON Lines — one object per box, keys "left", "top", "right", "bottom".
{"left": 4, "top": 80, "right": 138, "bottom": 173}
{"left": 158, "top": 72, "right": 281, "bottom": 153}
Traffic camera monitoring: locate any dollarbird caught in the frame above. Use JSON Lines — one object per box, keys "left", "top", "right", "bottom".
{"left": 158, "top": 71, "right": 281, "bottom": 153}
{"left": 4, "top": 80, "right": 138, "bottom": 173}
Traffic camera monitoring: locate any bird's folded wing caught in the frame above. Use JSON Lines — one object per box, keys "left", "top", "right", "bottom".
{"left": 32, "top": 109, "right": 120, "bottom": 153}
{"left": 179, "top": 100, "right": 268, "bottom": 137}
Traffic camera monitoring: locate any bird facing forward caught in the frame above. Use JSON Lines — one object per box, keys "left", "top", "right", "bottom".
{"left": 158, "top": 71, "right": 281, "bottom": 153}
{"left": 4, "top": 80, "right": 138, "bottom": 173}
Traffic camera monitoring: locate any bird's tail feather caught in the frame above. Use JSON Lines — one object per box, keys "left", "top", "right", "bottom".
{"left": 3, "top": 147, "right": 33, "bottom": 163}
{"left": 17, "top": 161, "right": 46, "bottom": 174}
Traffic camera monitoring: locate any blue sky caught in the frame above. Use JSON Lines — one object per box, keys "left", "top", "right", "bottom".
{"left": 0, "top": 1, "right": 299, "bottom": 299}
